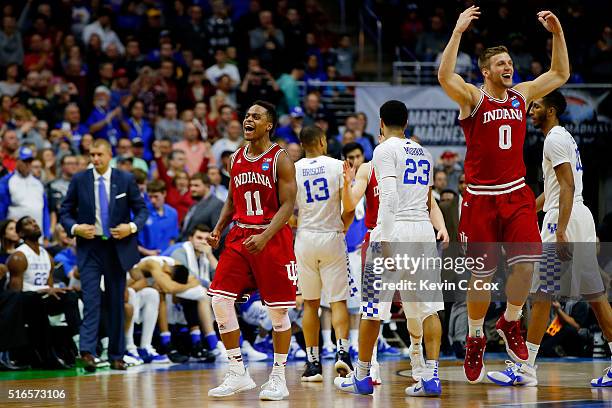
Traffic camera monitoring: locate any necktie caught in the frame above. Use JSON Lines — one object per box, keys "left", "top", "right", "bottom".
{"left": 98, "top": 176, "right": 110, "bottom": 238}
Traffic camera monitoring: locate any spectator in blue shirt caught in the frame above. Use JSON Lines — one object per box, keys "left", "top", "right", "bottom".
{"left": 86, "top": 85, "right": 128, "bottom": 146}
{"left": 275, "top": 106, "right": 303, "bottom": 145}
{"left": 138, "top": 179, "right": 179, "bottom": 257}
{"left": 56, "top": 103, "right": 89, "bottom": 150}
{"left": 126, "top": 99, "right": 154, "bottom": 161}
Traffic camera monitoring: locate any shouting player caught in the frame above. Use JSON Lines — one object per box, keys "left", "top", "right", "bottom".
{"left": 336, "top": 100, "right": 448, "bottom": 397}
{"left": 294, "top": 125, "right": 353, "bottom": 382}
{"left": 438, "top": 6, "right": 569, "bottom": 383}
{"left": 207, "top": 101, "right": 298, "bottom": 401}
{"left": 487, "top": 91, "right": 612, "bottom": 387}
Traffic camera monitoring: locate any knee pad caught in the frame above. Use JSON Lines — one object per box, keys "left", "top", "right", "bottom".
{"left": 211, "top": 296, "right": 239, "bottom": 333}
{"left": 268, "top": 307, "right": 291, "bottom": 332}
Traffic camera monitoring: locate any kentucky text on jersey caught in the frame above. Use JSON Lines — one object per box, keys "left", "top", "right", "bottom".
{"left": 302, "top": 166, "right": 326, "bottom": 176}
{"left": 482, "top": 108, "right": 523, "bottom": 124}
{"left": 233, "top": 171, "right": 273, "bottom": 189}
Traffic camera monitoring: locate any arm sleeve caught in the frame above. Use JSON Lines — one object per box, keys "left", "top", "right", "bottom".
{"left": 544, "top": 133, "right": 571, "bottom": 168}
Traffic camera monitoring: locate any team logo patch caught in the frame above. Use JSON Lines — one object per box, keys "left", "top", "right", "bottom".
{"left": 285, "top": 261, "right": 298, "bottom": 285}
{"left": 511, "top": 99, "right": 520, "bottom": 108}
{"left": 262, "top": 162, "right": 270, "bottom": 171}
{"left": 547, "top": 223, "right": 558, "bottom": 234}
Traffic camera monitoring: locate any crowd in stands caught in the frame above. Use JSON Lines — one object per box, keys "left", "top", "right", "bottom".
{"left": 0, "top": 1, "right": 610, "bottom": 371}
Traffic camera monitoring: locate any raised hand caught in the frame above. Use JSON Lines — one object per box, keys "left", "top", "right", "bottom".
{"left": 454, "top": 6, "right": 480, "bottom": 34}
{"left": 537, "top": 11, "right": 562, "bottom": 34}
{"left": 342, "top": 160, "right": 356, "bottom": 185}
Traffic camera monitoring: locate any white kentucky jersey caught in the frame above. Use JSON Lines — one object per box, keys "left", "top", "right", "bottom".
{"left": 295, "top": 155, "right": 344, "bottom": 233}
{"left": 542, "top": 126, "right": 584, "bottom": 213}
{"left": 17, "top": 243, "right": 51, "bottom": 291}
{"left": 138, "top": 255, "right": 176, "bottom": 267}
{"left": 373, "top": 137, "right": 433, "bottom": 223}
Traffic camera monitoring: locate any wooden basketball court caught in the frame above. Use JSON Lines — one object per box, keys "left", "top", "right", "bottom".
{"left": 1, "top": 357, "right": 611, "bottom": 407}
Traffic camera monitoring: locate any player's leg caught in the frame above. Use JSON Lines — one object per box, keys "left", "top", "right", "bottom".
{"left": 198, "top": 297, "right": 222, "bottom": 357}
{"left": 320, "top": 306, "right": 335, "bottom": 358}
{"left": 137, "top": 287, "right": 167, "bottom": 363}
{"left": 589, "top": 295, "right": 612, "bottom": 387}
{"left": 405, "top": 310, "right": 443, "bottom": 397}
{"left": 208, "top": 229, "right": 257, "bottom": 398}
{"left": 122, "top": 289, "right": 142, "bottom": 366}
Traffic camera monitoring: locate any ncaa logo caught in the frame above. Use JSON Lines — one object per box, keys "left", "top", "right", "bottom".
{"left": 262, "top": 162, "right": 270, "bottom": 171}
{"left": 511, "top": 99, "right": 520, "bottom": 108}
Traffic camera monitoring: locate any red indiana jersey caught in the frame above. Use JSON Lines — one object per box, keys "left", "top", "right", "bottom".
{"left": 230, "top": 143, "right": 285, "bottom": 225}
{"left": 364, "top": 163, "right": 379, "bottom": 230}
{"left": 459, "top": 88, "right": 527, "bottom": 185}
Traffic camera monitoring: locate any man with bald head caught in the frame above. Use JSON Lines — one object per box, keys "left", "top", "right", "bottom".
{"left": 173, "top": 122, "right": 216, "bottom": 176}
{"left": 60, "top": 139, "right": 148, "bottom": 372}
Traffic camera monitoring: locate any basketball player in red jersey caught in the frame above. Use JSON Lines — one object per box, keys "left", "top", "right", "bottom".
{"left": 438, "top": 6, "right": 569, "bottom": 383}
{"left": 206, "top": 101, "right": 298, "bottom": 401}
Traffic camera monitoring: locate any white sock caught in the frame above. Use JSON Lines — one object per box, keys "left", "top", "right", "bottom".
{"left": 322, "top": 329, "right": 333, "bottom": 348}
{"left": 356, "top": 359, "right": 371, "bottom": 380}
{"left": 371, "top": 342, "right": 378, "bottom": 364}
{"left": 410, "top": 336, "right": 422, "bottom": 348}
{"left": 272, "top": 353, "right": 288, "bottom": 379}
{"left": 337, "top": 338, "right": 349, "bottom": 353}
{"left": 227, "top": 347, "right": 245, "bottom": 375}
{"left": 349, "top": 329, "right": 359, "bottom": 348}
{"left": 140, "top": 291, "right": 159, "bottom": 349}
{"left": 468, "top": 317, "right": 485, "bottom": 338}
{"left": 425, "top": 360, "right": 439, "bottom": 379}
{"left": 504, "top": 303, "right": 523, "bottom": 322}
{"left": 526, "top": 341, "right": 540, "bottom": 367}
{"left": 307, "top": 346, "right": 319, "bottom": 363}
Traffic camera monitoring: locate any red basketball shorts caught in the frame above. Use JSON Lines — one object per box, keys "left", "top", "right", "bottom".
{"left": 208, "top": 224, "right": 297, "bottom": 308}
{"left": 458, "top": 181, "right": 542, "bottom": 277}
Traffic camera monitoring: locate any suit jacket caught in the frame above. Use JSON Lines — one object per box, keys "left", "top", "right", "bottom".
{"left": 59, "top": 168, "right": 148, "bottom": 271}
{"left": 179, "top": 193, "right": 224, "bottom": 241}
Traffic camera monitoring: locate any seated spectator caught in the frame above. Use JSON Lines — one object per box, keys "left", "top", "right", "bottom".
{"left": 205, "top": 48, "right": 240, "bottom": 88}
{"left": 86, "top": 86, "right": 127, "bottom": 145}
{"left": 339, "top": 115, "right": 374, "bottom": 161}
{"left": 304, "top": 54, "right": 327, "bottom": 87}
{"left": 155, "top": 102, "right": 184, "bottom": 143}
{"left": 138, "top": 180, "right": 179, "bottom": 257}
{"left": 239, "top": 57, "right": 281, "bottom": 109}
{"left": 211, "top": 119, "right": 243, "bottom": 164}
{"left": 173, "top": 122, "right": 215, "bottom": 176}
{"left": 110, "top": 68, "right": 131, "bottom": 108}
{"left": 439, "top": 189, "right": 457, "bottom": 204}
{"left": 219, "top": 150, "right": 232, "bottom": 187}
{"left": 192, "top": 102, "right": 210, "bottom": 141}
{"left": 1, "top": 129, "right": 20, "bottom": 173}
{"left": 302, "top": 91, "right": 334, "bottom": 132}
{"left": 433, "top": 170, "right": 448, "bottom": 202}
{"left": 436, "top": 151, "right": 462, "bottom": 192}
{"left": 286, "top": 142, "right": 302, "bottom": 162}
{"left": 153, "top": 142, "right": 192, "bottom": 224}
{"left": 276, "top": 107, "right": 304, "bottom": 145}
{"left": 126, "top": 99, "right": 154, "bottom": 161}
{"left": 206, "top": 166, "right": 228, "bottom": 202}
{"left": 0, "top": 146, "right": 50, "bottom": 239}
{"left": 183, "top": 69, "right": 208, "bottom": 108}
{"left": 47, "top": 154, "right": 78, "bottom": 230}
{"left": 179, "top": 173, "right": 223, "bottom": 241}
{"left": 0, "top": 63, "right": 21, "bottom": 96}
{"left": 208, "top": 104, "right": 236, "bottom": 141}
{"left": 57, "top": 103, "right": 89, "bottom": 150}
{"left": 111, "top": 138, "right": 148, "bottom": 173}
{"left": 211, "top": 74, "right": 237, "bottom": 109}
{"left": 0, "top": 218, "right": 19, "bottom": 264}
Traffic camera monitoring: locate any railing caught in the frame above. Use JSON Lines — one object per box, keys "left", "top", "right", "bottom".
{"left": 359, "top": 1, "right": 383, "bottom": 81}
{"left": 393, "top": 61, "right": 441, "bottom": 85}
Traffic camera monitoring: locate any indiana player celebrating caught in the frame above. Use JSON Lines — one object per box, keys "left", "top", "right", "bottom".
{"left": 207, "top": 101, "right": 298, "bottom": 401}
{"left": 438, "top": 6, "right": 570, "bottom": 383}
{"left": 294, "top": 125, "right": 353, "bottom": 382}
{"left": 336, "top": 100, "right": 448, "bottom": 397}
{"left": 487, "top": 91, "right": 612, "bottom": 387}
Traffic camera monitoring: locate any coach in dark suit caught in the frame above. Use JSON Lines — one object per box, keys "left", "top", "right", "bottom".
{"left": 60, "top": 139, "right": 148, "bottom": 371}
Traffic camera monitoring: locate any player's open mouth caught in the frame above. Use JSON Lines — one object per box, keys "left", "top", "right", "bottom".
{"left": 502, "top": 73, "right": 512, "bottom": 79}
{"left": 244, "top": 124, "right": 255, "bottom": 134}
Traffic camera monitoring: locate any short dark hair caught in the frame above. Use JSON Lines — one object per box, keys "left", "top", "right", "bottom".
{"left": 251, "top": 100, "right": 277, "bottom": 133}
{"left": 15, "top": 216, "right": 33, "bottom": 235}
{"left": 342, "top": 142, "right": 364, "bottom": 158}
{"left": 190, "top": 172, "right": 210, "bottom": 185}
{"left": 147, "top": 179, "right": 166, "bottom": 194}
{"left": 441, "top": 189, "right": 457, "bottom": 197}
{"left": 299, "top": 125, "right": 325, "bottom": 146}
{"left": 132, "top": 168, "right": 147, "bottom": 184}
{"left": 60, "top": 154, "right": 76, "bottom": 165}
{"left": 380, "top": 100, "right": 408, "bottom": 128}
{"left": 541, "top": 90, "right": 567, "bottom": 119}
{"left": 171, "top": 264, "right": 190, "bottom": 284}
{"left": 169, "top": 149, "right": 185, "bottom": 160}
{"left": 190, "top": 223, "right": 211, "bottom": 236}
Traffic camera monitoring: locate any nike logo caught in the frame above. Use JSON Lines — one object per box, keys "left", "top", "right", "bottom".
{"left": 341, "top": 382, "right": 354, "bottom": 389}
{"left": 413, "top": 385, "right": 422, "bottom": 392}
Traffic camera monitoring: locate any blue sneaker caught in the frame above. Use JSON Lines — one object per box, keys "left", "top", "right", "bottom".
{"left": 349, "top": 346, "right": 358, "bottom": 360}
{"left": 378, "top": 338, "right": 400, "bottom": 356}
{"left": 591, "top": 365, "right": 612, "bottom": 387}
{"left": 321, "top": 345, "right": 336, "bottom": 360}
{"left": 334, "top": 372, "right": 374, "bottom": 395}
{"left": 124, "top": 350, "right": 144, "bottom": 367}
{"left": 138, "top": 347, "right": 170, "bottom": 364}
{"left": 253, "top": 335, "right": 273, "bottom": 355}
{"left": 405, "top": 376, "right": 442, "bottom": 397}
{"left": 487, "top": 361, "right": 538, "bottom": 386}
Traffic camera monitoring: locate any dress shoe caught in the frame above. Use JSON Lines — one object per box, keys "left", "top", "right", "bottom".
{"left": 79, "top": 352, "right": 97, "bottom": 372}
{"left": 110, "top": 359, "right": 127, "bottom": 370}
{"left": 0, "top": 351, "right": 29, "bottom": 371}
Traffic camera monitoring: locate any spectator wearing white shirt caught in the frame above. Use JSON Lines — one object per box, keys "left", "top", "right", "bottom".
{"left": 205, "top": 48, "right": 240, "bottom": 87}
{"left": 82, "top": 9, "right": 125, "bottom": 55}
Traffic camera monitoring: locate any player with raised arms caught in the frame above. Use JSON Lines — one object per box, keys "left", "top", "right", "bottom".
{"left": 438, "top": 6, "right": 569, "bottom": 383}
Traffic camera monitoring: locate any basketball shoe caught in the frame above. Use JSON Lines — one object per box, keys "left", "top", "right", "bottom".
{"left": 371, "top": 362, "right": 382, "bottom": 385}
{"left": 335, "top": 350, "right": 354, "bottom": 377}
{"left": 301, "top": 360, "right": 323, "bottom": 382}
{"left": 208, "top": 369, "right": 257, "bottom": 397}
{"left": 487, "top": 360, "right": 538, "bottom": 386}
{"left": 405, "top": 361, "right": 442, "bottom": 397}
{"left": 321, "top": 345, "right": 336, "bottom": 360}
{"left": 259, "top": 374, "right": 289, "bottom": 400}
{"left": 124, "top": 350, "right": 144, "bottom": 367}
{"left": 408, "top": 343, "right": 426, "bottom": 381}
{"left": 378, "top": 337, "right": 401, "bottom": 356}
{"left": 496, "top": 315, "right": 528, "bottom": 362}
{"left": 334, "top": 372, "right": 374, "bottom": 395}
{"left": 464, "top": 335, "right": 486, "bottom": 383}
{"left": 242, "top": 340, "right": 268, "bottom": 361}
{"left": 591, "top": 365, "right": 612, "bottom": 387}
